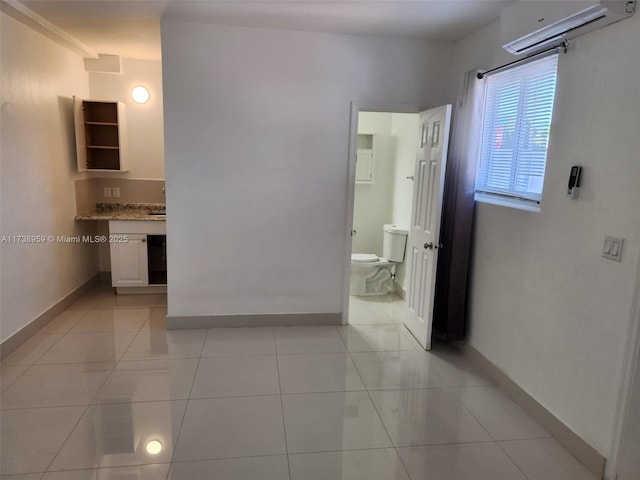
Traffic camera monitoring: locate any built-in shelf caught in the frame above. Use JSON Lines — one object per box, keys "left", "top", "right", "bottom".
{"left": 74, "top": 97, "right": 128, "bottom": 171}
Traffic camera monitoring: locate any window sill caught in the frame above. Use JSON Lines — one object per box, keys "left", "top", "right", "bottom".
{"left": 474, "top": 192, "right": 541, "bottom": 213}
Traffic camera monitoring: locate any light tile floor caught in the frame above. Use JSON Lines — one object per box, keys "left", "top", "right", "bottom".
{"left": 0, "top": 287, "right": 598, "bottom": 479}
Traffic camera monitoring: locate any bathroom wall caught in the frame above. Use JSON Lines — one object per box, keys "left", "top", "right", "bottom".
{"left": 1, "top": 12, "right": 97, "bottom": 343}
{"left": 389, "top": 113, "right": 420, "bottom": 229}
{"left": 389, "top": 113, "right": 420, "bottom": 292}
{"left": 352, "top": 112, "right": 395, "bottom": 256}
{"left": 351, "top": 112, "right": 419, "bottom": 294}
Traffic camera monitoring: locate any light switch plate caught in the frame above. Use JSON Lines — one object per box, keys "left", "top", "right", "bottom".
{"left": 112, "top": 187, "right": 120, "bottom": 198}
{"left": 603, "top": 236, "right": 624, "bottom": 262}
{"left": 103, "top": 187, "right": 112, "bottom": 198}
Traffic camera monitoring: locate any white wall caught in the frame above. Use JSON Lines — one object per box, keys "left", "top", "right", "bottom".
{"left": 353, "top": 112, "right": 394, "bottom": 256}
{"left": 0, "top": 12, "right": 97, "bottom": 342}
{"left": 453, "top": 15, "right": 640, "bottom": 455}
{"left": 390, "top": 113, "right": 420, "bottom": 291}
{"left": 161, "top": 21, "right": 454, "bottom": 317}
{"left": 89, "top": 58, "right": 165, "bottom": 180}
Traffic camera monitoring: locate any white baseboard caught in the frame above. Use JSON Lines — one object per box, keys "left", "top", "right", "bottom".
{"left": 167, "top": 312, "right": 342, "bottom": 329}
{"left": 115, "top": 286, "right": 166, "bottom": 295}
{"left": 456, "top": 342, "right": 605, "bottom": 479}
{"left": 393, "top": 280, "right": 407, "bottom": 299}
{"left": 0, "top": 274, "right": 101, "bottom": 360}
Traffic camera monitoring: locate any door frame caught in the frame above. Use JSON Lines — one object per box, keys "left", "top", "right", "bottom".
{"left": 342, "top": 102, "right": 428, "bottom": 325}
{"left": 605, "top": 253, "right": 640, "bottom": 479}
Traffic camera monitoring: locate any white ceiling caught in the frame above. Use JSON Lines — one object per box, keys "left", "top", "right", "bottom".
{"left": 20, "top": 0, "right": 514, "bottom": 61}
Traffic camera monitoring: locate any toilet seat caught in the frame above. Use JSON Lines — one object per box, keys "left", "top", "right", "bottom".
{"left": 351, "top": 254, "right": 392, "bottom": 268}
{"left": 352, "top": 253, "right": 379, "bottom": 263}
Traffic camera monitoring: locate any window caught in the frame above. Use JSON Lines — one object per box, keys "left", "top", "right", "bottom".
{"left": 475, "top": 54, "right": 559, "bottom": 211}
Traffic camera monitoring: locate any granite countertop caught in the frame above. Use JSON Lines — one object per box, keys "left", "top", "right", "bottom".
{"left": 75, "top": 203, "right": 166, "bottom": 221}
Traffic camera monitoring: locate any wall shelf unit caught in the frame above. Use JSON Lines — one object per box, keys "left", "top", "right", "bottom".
{"left": 74, "top": 97, "right": 129, "bottom": 172}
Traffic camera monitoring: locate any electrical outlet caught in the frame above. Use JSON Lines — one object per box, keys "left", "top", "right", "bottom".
{"left": 112, "top": 187, "right": 120, "bottom": 198}
{"left": 103, "top": 187, "right": 112, "bottom": 198}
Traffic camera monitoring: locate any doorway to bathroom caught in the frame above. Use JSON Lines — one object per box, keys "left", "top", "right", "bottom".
{"left": 346, "top": 107, "right": 421, "bottom": 327}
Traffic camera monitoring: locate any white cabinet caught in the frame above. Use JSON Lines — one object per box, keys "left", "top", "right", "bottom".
{"left": 108, "top": 221, "right": 166, "bottom": 292}
{"left": 74, "top": 97, "right": 129, "bottom": 172}
{"left": 355, "top": 134, "right": 375, "bottom": 184}
{"left": 356, "top": 149, "right": 374, "bottom": 182}
{"left": 110, "top": 234, "right": 148, "bottom": 287}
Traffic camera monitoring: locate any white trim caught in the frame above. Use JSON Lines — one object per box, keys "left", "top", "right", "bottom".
{"left": 605, "top": 253, "right": 640, "bottom": 479}
{"left": 343, "top": 102, "right": 427, "bottom": 325}
{"left": 475, "top": 191, "right": 541, "bottom": 212}
{"left": 458, "top": 341, "right": 605, "bottom": 477}
{"left": 167, "top": 313, "right": 342, "bottom": 329}
{"left": 115, "top": 286, "right": 166, "bottom": 295}
{"left": 88, "top": 177, "right": 166, "bottom": 182}
{"left": 0, "top": 274, "right": 101, "bottom": 359}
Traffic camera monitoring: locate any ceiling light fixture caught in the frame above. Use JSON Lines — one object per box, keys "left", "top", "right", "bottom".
{"left": 131, "top": 86, "right": 150, "bottom": 104}
{"left": 145, "top": 439, "right": 162, "bottom": 455}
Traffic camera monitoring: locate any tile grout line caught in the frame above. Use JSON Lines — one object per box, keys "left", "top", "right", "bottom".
{"left": 0, "top": 363, "right": 31, "bottom": 394}
{"left": 5, "top": 384, "right": 539, "bottom": 412}
{"left": 273, "top": 327, "right": 293, "bottom": 480}
{"left": 0, "top": 288, "right": 153, "bottom": 476}
{"left": 2, "top": 299, "right": 148, "bottom": 402}
{"left": 335, "top": 318, "right": 415, "bottom": 480}
{"left": 6, "top": 292, "right": 550, "bottom": 478}
{"left": 347, "top": 294, "right": 504, "bottom": 480}
{"left": 166, "top": 325, "right": 209, "bottom": 470}
{"left": 0, "top": 298, "right": 102, "bottom": 478}
{"left": 444, "top": 387, "right": 532, "bottom": 478}
{"left": 40, "top": 402, "right": 92, "bottom": 474}
{"left": 37, "top": 462, "right": 173, "bottom": 477}
{"left": 494, "top": 440, "right": 534, "bottom": 480}
{"left": 38, "top": 296, "right": 159, "bottom": 475}
{"left": 83, "top": 305, "right": 154, "bottom": 408}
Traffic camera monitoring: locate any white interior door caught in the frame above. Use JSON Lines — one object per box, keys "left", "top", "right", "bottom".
{"left": 404, "top": 105, "right": 452, "bottom": 350}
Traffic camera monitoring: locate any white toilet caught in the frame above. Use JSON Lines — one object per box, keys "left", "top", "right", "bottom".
{"left": 350, "top": 224, "right": 408, "bottom": 296}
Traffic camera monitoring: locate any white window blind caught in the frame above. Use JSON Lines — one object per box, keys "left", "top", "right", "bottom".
{"left": 476, "top": 54, "right": 559, "bottom": 206}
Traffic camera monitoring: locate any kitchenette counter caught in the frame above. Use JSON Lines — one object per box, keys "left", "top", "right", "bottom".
{"left": 75, "top": 202, "right": 166, "bottom": 221}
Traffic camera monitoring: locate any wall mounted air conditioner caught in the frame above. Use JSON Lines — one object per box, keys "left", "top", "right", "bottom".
{"left": 501, "top": 0, "right": 636, "bottom": 55}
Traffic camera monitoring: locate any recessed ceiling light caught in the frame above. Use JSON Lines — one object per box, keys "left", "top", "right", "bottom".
{"left": 131, "top": 86, "right": 150, "bottom": 104}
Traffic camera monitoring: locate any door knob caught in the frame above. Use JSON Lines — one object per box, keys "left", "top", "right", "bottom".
{"left": 424, "top": 242, "right": 433, "bottom": 250}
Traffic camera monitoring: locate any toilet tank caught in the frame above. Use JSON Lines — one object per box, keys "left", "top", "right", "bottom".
{"left": 383, "top": 224, "right": 408, "bottom": 262}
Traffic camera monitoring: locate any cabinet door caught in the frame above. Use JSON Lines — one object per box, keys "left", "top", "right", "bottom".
{"left": 110, "top": 234, "right": 149, "bottom": 287}
{"left": 73, "top": 96, "right": 88, "bottom": 172}
{"left": 355, "top": 149, "right": 373, "bottom": 183}
{"left": 116, "top": 101, "right": 129, "bottom": 172}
